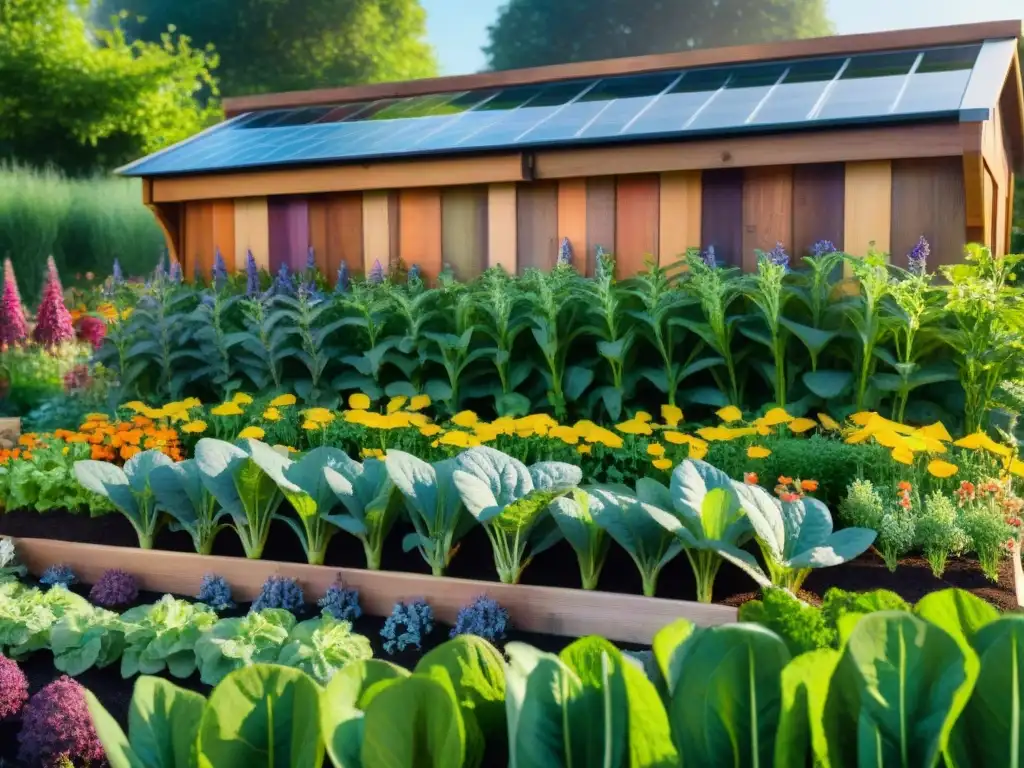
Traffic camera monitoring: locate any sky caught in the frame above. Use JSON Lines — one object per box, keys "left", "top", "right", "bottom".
{"left": 421, "top": 0, "right": 1024, "bottom": 75}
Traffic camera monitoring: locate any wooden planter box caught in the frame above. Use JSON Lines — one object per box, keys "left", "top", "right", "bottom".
{"left": 13, "top": 538, "right": 737, "bottom": 645}
{"left": 0, "top": 418, "right": 19, "bottom": 449}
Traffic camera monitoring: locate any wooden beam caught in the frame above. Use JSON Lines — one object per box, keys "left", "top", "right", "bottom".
{"left": 658, "top": 171, "right": 702, "bottom": 267}
{"left": 151, "top": 154, "right": 527, "bottom": 203}
{"left": 487, "top": 183, "right": 518, "bottom": 273}
{"left": 223, "top": 21, "right": 1024, "bottom": 115}
{"left": 962, "top": 121, "right": 987, "bottom": 242}
{"left": 534, "top": 124, "right": 966, "bottom": 180}
{"left": 12, "top": 539, "right": 737, "bottom": 644}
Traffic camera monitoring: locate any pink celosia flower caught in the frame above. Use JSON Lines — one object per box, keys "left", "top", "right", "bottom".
{"left": 0, "top": 259, "right": 28, "bottom": 346}
{"left": 32, "top": 257, "right": 74, "bottom": 348}
{"left": 75, "top": 315, "right": 106, "bottom": 350}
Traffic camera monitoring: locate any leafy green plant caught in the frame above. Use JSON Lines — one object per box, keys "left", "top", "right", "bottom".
{"left": 149, "top": 458, "right": 229, "bottom": 555}
{"left": 845, "top": 248, "right": 893, "bottom": 410}
{"left": 738, "top": 588, "right": 834, "bottom": 655}
{"left": 194, "top": 608, "right": 296, "bottom": 686}
{"left": 49, "top": 606, "right": 126, "bottom": 676}
{"left": 0, "top": 441, "right": 111, "bottom": 513}
{"left": 74, "top": 449, "right": 174, "bottom": 549}
{"left": 0, "top": 582, "right": 91, "bottom": 658}
{"left": 741, "top": 250, "right": 794, "bottom": 406}
{"left": 277, "top": 614, "right": 373, "bottom": 685}
{"left": 272, "top": 446, "right": 351, "bottom": 566}
{"left": 323, "top": 453, "right": 402, "bottom": 570}
{"left": 549, "top": 488, "right": 612, "bottom": 590}
{"left": 119, "top": 595, "right": 218, "bottom": 679}
{"left": 452, "top": 446, "right": 580, "bottom": 584}
{"left": 918, "top": 491, "right": 970, "bottom": 578}
{"left": 471, "top": 267, "right": 534, "bottom": 416}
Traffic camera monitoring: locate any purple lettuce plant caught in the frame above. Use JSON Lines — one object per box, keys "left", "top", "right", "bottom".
{"left": 0, "top": 258, "right": 28, "bottom": 346}
{"left": 557, "top": 237, "right": 573, "bottom": 267}
{"left": 908, "top": 235, "right": 930, "bottom": 276}
{"left": 701, "top": 245, "right": 718, "bottom": 268}
{"left": 251, "top": 575, "right": 304, "bottom": 613}
{"left": 450, "top": 595, "right": 509, "bottom": 643}
{"left": 368, "top": 259, "right": 385, "bottom": 285}
{"left": 245, "top": 250, "right": 260, "bottom": 296}
{"left": 335, "top": 263, "right": 350, "bottom": 293}
{"left": 89, "top": 568, "right": 139, "bottom": 608}
{"left": 0, "top": 654, "right": 28, "bottom": 718}
{"left": 32, "top": 257, "right": 75, "bottom": 348}
{"left": 18, "top": 676, "right": 105, "bottom": 766}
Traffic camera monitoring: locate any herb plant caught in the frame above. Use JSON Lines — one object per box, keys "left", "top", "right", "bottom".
{"left": 381, "top": 599, "right": 434, "bottom": 655}
{"left": 252, "top": 576, "right": 305, "bottom": 613}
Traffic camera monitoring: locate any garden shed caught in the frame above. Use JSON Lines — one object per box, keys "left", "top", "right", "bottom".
{"left": 120, "top": 20, "right": 1024, "bottom": 283}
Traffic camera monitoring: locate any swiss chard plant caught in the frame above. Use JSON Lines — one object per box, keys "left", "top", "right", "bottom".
{"left": 549, "top": 487, "right": 613, "bottom": 590}
{"left": 273, "top": 446, "right": 351, "bottom": 566}
{"left": 149, "top": 458, "right": 229, "bottom": 555}
{"left": 119, "top": 595, "right": 218, "bottom": 679}
{"left": 323, "top": 453, "right": 403, "bottom": 570}
{"left": 194, "top": 608, "right": 296, "bottom": 686}
{"left": 452, "top": 447, "right": 580, "bottom": 584}
{"left": 277, "top": 614, "right": 374, "bottom": 685}
{"left": 74, "top": 450, "right": 175, "bottom": 549}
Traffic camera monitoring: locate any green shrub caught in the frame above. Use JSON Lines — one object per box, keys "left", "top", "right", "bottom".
{"left": 917, "top": 491, "right": 969, "bottom": 578}
{"left": 819, "top": 587, "right": 910, "bottom": 632}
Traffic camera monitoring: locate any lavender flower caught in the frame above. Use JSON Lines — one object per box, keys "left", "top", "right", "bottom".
{"left": 811, "top": 240, "right": 838, "bottom": 257}
{"left": 306, "top": 246, "right": 316, "bottom": 272}
{"left": 192, "top": 260, "right": 201, "bottom": 284}
{"left": 368, "top": 259, "right": 385, "bottom": 285}
{"left": 272, "top": 263, "right": 295, "bottom": 296}
{"left": 557, "top": 237, "right": 573, "bottom": 266}
{"left": 595, "top": 246, "right": 609, "bottom": 279}
{"left": 450, "top": 595, "right": 509, "bottom": 643}
{"left": 245, "top": 250, "right": 260, "bottom": 296}
{"left": 908, "top": 236, "right": 930, "bottom": 276}
{"left": 196, "top": 573, "right": 234, "bottom": 611}
{"left": 701, "top": 245, "right": 718, "bottom": 269}
{"left": 169, "top": 260, "right": 183, "bottom": 284}
{"left": 766, "top": 242, "right": 790, "bottom": 269}
{"left": 335, "top": 263, "right": 350, "bottom": 294}
{"left": 111, "top": 258, "right": 124, "bottom": 286}
{"left": 251, "top": 575, "right": 304, "bottom": 613}
{"left": 319, "top": 581, "right": 361, "bottom": 621}
{"left": 212, "top": 248, "right": 228, "bottom": 291}
{"left": 154, "top": 252, "right": 166, "bottom": 283}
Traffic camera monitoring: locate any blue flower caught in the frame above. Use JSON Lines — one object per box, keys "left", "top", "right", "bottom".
{"left": 245, "top": 250, "right": 260, "bottom": 296}
{"left": 450, "top": 595, "right": 509, "bottom": 642}
{"left": 111, "top": 259, "right": 123, "bottom": 286}
{"left": 196, "top": 573, "right": 234, "bottom": 611}
{"left": 213, "top": 248, "right": 228, "bottom": 291}
{"left": 381, "top": 599, "right": 433, "bottom": 654}
{"left": 319, "top": 583, "right": 361, "bottom": 621}
{"left": 557, "top": 237, "right": 573, "bottom": 266}
{"left": 368, "top": 259, "right": 385, "bottom": 285}
{"left": 335, "top": 263, "right": 350, "bottom": 293}
{"left": 169, "top": 261, "right": 183, "bottom": 284}
{"left": 407, "top": 264, "right": 421, "bottom": 285}
{"left": 907, "top": 236, "right": 930, "bottom": 276}
{"left": 702, "top": 245, "right": 718, "bottom": 269}
{"left": 766, "top": 242, "right": 790, "bottom": 269}
{"left": 811, "top": 240, "right": 838, "bottom": 257}
{"left": 251, "top": 575, "right": 304, "bottom": 613}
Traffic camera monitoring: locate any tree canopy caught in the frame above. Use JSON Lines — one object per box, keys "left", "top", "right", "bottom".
{"left": 484, "top": 0, "right": 834, "bottom": 71}
{"left": 0, "top": 0, "right": 220, "bottom": 174}
{"left": 92, "top": 0, "right": 439, "bottom": 97}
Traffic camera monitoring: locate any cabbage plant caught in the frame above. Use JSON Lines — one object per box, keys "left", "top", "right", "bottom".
{"left": 194, "top": 608, "right": 296, "bottom": 686}
{"left": 452, "top": 447, "right": 580, "bottom": 584}
{"left": 323, "top": 455, "right": 402, "bottom": 570}
{"left": 74, "top": 450, "right": 174, "bottom": 549}
{"left": 735, "top": 482, "right": 877, "bottom": 592}
{"left": 278, "top": 615, "right": 373, "bottom": 684}
{"left": 149, "top": 459, "right": 229, "bottom": 555}
{"left": 385, "top": 450, "right": 472, "bottom": 576}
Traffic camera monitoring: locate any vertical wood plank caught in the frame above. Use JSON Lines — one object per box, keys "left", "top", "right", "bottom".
{"left": 331, "top": 194, "right": 364, "bottom": 280}
{"left": 985, "top": 168, "right": 997, "bottom": 250}
{"left": 400, "top": 189, "right": 443, "bottom": 283}
{"left": 615, "top": 175, "right": 660, "bottom": 277}
{"left": 742, "top": 166, "right": 793, "bottom": 273}
{"left": 183, "top": 201, "right": 214, "bottom": 279}
{"left": 268, "top": 197, "right": 309, "bottom": 272}
{"left": 389, "top": 191, "right": 401, "bottom": 270}
{"left": 517, "top": 182, "right": 559, "bottom": 273}
{"left": 701, "top": 169, "right": 744, "bottom": 268}
{"left": 487, "top": 183, "right": 518, "bottom": 274}
{"left": 891, "top": 157, "right": 967, "bottom": 270}
{"left": 211, "top": 200, "right": 235, "bottom": 272}
{"left": 442, "top": 187, "right": 489, "bottom": 280}
{"left": 557, "top": 179, "right": 588, "bottom": 271}
{"left": 362, "top": 190, "right": 391, "bottom": 276}
{"left": 233, "top": 197, "right": 270, "bottom": 271}
{"left": 585, "top": 178, "right": 616, "bottom": 276}
{"left": 792, "top": 164, "right": 845, "bottom": 257}
{"left": 658, "top": 171, "right": 701, "bottom": 267}
{"left": 307, "top": 197, "right": 330, "bottom": 276}
{"left": 1005, "top": 176, "right": 1016, "bottom": 257}
{"left": 843, "top": 161, "right": 892, "bottom": 258}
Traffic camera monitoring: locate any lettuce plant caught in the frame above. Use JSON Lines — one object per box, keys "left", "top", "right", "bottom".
{"left": 50, "top": 606, "right": 126, "bottom": 676}
{"left": 549, "top": 488, "right": 612, "bottom": 590}
{"left": 149, "top": 458, "right": 229, "bottom": 555}
{"left": 74, "top": 449, "right": 175, "bottom": 549}
{"left": 385, "top": 450, "right": 472, "bottom": 576}
{"left": 273, "top": 446, "right": 351, "bottom": 565}
{"left": 18, "top": 676, "right": 105, "bottom": 767}
{"left": 0, "top": 537, "right": 25, "bottom": 583}
{"left": 278, "top": 614, "right": 373, "bottom": 684}
{"left": 194, "top": 437, "right": 290, "bottom": 559}
{"left": 323, "top": 454, "right": 402, "bottom": 570}
{"left": 120, "top": 595, "right": 218, "bottom": 679}
{"left": 194, "top": 608, "right": 296, "bottom": 686}
{"left": 452, "top": 446, "right": 580, "bottom": 584}
{"left": 0, "top": 582, "right": 91, "bottom": 659}
{"left": 0, "top": 653, "right": 28, "bottom": 718}
{"left": 734, "top": 482, "right": 876, "bottom": 592}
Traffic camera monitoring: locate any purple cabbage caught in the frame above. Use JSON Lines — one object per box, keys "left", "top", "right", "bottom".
{"left": 89, "top": 568, "right": 139, "bottom": 608}
{"left": 908, "top": 235, "right": 930, "bottom": 276}
{"left": 17, "top": 676, "right": 105, "bottom": 766}
{"left": 0, "top": 654, "right": 28, "bottom": 718}
{"left": 450, "top": 595, "right": 509, "bottom": 643}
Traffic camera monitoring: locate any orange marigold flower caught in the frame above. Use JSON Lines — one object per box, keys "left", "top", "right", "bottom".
{"left": 778, "top": 476, "right": 794, "bottom": 486}
{"left": 898, "top": 481, "right": 912, "bottom": 491}
{"left": 780, "top": 492, "right": 801, "bottom": 503}
{"left": 744, "top": 472, "right": 759, "bottom": 485}
{"left": 800, "top": 479, "right": 819, "bottom": 492}
{"left": 120, "top": 445, "right": 140, "bottom": 461}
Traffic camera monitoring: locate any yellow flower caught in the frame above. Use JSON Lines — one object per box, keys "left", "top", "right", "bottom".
{"left": 585, "top": 426, "right": 623, "bottom": 449}
{"left": 787, "top": 417, "right": 817, "bottom": 434}
{"left": 264, "top": 408, "right": 283, "bottom": 422}
{"left": 182, "top": 421, "right": 207, "bottom": 434}
{"left": 492, "top": 417, "right": 516, "bottom": 435}
{"left": 420, "top": 424, "right": 443, "bottom": 437}
{"left": 84, "top": 413, "right": 109, "bottom": 422}
{"left": 616, "top": 419, "right": 653, "bottom": 436}
{"left": 697, "top": 426, "right": 757, "bottom": 442}
{"left": 407, "top": 413, "right": 429, "bottom": 427}
{"left": 269, "top": 394, "right": 296, "bottom": 408}
{"left": 302, "top": 408, "right": 335, "bottom": 425}
{"left": 927, "top": 459, "right": 959, "bottom": 478}
{"left": 452, "top": 411, "right": 479, "bottom": 429}
{"left": 386, "top": 396, "right": 407, "bottom": 413}
{"left": 652, "top": 458, "right": 673, "bottom": 471}
{"left": 818, "top": 413, "right": 841, "bottom": 431}
{"left": 577, "top": 444, "right": 592, "bottom": 455}
{"left": 850, "top": 411, "right": 876, "bottom": 426}
{"left": 211, "top": 402, "right": 244, "bottom": 417}
{"left": 634, "top": 411, "right": 653, "bottom": 423}
{"left": 760, "top": 407, "right": 793, "bottom": 427}
{"left": 440, "top": 431, "right": 476, "bottom": 448}
{"left": 688, "top": 439, "right": 709, "bottom": 461}
{"left": 917, "top": 421, "right": 953, "bottom": 443}
{"left": 647, "top": 443, "right": 665, "bottom": 457}
{"left": 348, "top": 393, "right": 371, "bottom": 410}
{"left": 891, "top": 446, "right": 915, "bottom": 465}
{"left": 954, "top": 431, "right": 1012, "bottom": 457}
{"left": 238, "top": 426, "right": 265, "bottom": 440}
{"left": 302, "top": 420, "right": 322, "bottom": 431}
{"left": 716, "top": 405, "right": 743, "bottom": 423}
{"left": 122, "top": 401, "right": 147, "bottom": 413}
{"left": 660, "top": 405, "right": 683, "bottom": 428}
{"left": 474, "top": 423, "right": 500, "bottom": 443}
{"left": 747, "top": 446, "right": 772, "bottom": 459}
{"left": 1010, "top": 459, "right": 1024, "bottom": 477}
{"left": 663, "top": 431, "right": 689, "bottom": 445}
{"left": 550, "top": 425, "right": 580, "bottom": 445}
{"left": 409, "top": 395, "right": 431, "bottom": 412}
{"left": 361, "top": 448, "right": 386, "bottom": 460}
{"left": 232, "top": 392, "right": 254, "bottom": 405}
{"left": 572, "top": 420, "right": 597, "bottom": 440}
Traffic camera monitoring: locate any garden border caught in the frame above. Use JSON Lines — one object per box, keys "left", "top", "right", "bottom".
{"left": 12, "top": 538, "right": 737, "bottom": 644}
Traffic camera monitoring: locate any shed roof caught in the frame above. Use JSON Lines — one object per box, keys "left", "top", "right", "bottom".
{"left": 120, "top": 21, "right": 1024, "bottom": 179}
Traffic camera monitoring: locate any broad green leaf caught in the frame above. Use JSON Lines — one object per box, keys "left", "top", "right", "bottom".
{"left": 550, "top": 490, "right": 611, "bottom": 590}
{"left": 415, "top": 636, "right": 506, "bottom": 737}
{"left": 124, "top": 451, "right": 175, "bottom": 494}
{"left": 780, "top": 318, "right": 838, "bottom": 356}
{"left": 564, "top": 366, "right": 594, "bottom": 400}
{"left": 321, "top": 660, "right": 410, "bottom": 768}
{"left": 651, "top": 619, "right": 695, "bottom": 700}
{"left": 73, "top": 461, "right": 137, "bottom": 516}
{"left": 621, "top": 656, "right": 678, "bottom": 767}
{"left": 774, "top": 648, "right": 841, "bottom": 768}
{"left": 129, "top": 677, "right": 206, "bottom": 768}
{"left": 803, "top": 370, "right": 854, "bottom": 399}
{"left": 914, "top": 588, "right": 999, "bottom": 652}
{"left": 558, "top": 636, "right": 628, "bottom": 768}
{"left": 86, "top": 690, "right": 139, "bottom": 768}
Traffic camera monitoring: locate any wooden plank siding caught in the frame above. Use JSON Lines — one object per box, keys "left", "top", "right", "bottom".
{"left": 487, "top": 184, "right": 518, "bottom": 273}
{"left": 211, "top": 200, "right": 235, "bottom": 273}
{"left": 441, "top": 186, "right": 489, "bottom": 280}
{"left": 517, "top": 181, "right": 559, "bottom": 273}
{"left": 267, "top": 197, "right": 309, "bottom": 273}
{"left": 792, "top": 164, "right": 845, "bottom": 257}
{"left": 658, "top": 171, "right": 702, "bottom": 267}
{"left": 843, "top": 161, "right": 893, "bottom": 259}
{"left": 398, "top": 189, "right": 443, "bottom": 282}
{"left": 308, "top": 193, "right": 364, "bottom": 284}
{"left": 741, "top": 166, "right": 794, "bottom": 272}
{"left": 585, "top": 178, "right": 616, "bottom": 276}
{"left": 700, "top": 169, "right": 744, "bottom": 267}
{"left": 183, "top": 200, "right": 215, "bottom": 278}
{"left": 361, "top": 190, "right": 392, "bottom": 276}
{"left": 615, "top": 175, "right": 660, "bottom": 276}
{"left": 557, "top": 179, "right": 588, "bottom": 271}
{"left": 233, "top": 197, "right": 270, "bottom": 271}
{"left": 890, "top": 157, "right": 967, "bottom": 270}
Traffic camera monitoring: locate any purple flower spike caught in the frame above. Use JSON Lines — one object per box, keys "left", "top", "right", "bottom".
{"left": 335, "top": 263, "right": 350, "bottom": 293}
{"left": 273, "top": 262, "right": 295, "bottom": 296}
{"left": 213, "top": 248, "right": 228, "bottom": 290}
{"left": 169, "top": 260, "right": 183, "bottom": 284}
{"left": 766, "top": 242, "right": 790, "bottom": 269}
{"left": 0, "top": 259, "right": 28, "bottom": 346}
{"left": 407, "top": 264, "right": 421, "bottom": 285}
{"left": 111, "top": 258, "right": 124, "bottom": 286}
{"left": 245, "top": 251, "right": 260, "bottom": 296}
{"left": 369, "top": 259, "right": 385, "bottom": 284}
{"left": 558, "top": 237, "right": 573, "bottom": 266}
{"left": 32, "top": 257, "right": 74, "bottom": 348}
{"left": 811, "top": 240, "right": 838, "bottom": 257}
{"left": 702, "top": 245, "right": 717, "bottom": 269}
{"left": 306, "top": 246, "right": 316, "bottom": 271}
{"left": 908, "top": 236, "right": 930, "bottom": 276}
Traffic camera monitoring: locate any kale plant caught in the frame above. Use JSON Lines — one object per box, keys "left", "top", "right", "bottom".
{"left": 738, "top": 588, "right": 833, "bottom": 655}
{"left": 381, "top": 599, "right": 433, "bottom": 654}
{"left": 251, "top": 576, "right": 305, "bottom": 613}
{"left": 450, "top": 595, "right": 509, "bottom": 643}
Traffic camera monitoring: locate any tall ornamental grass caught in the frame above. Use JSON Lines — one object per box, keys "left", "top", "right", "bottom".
{"left": 0, "top": 164, "right": 162, "bottom": 303}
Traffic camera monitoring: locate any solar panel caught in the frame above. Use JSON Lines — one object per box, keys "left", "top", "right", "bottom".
{"left": 120, "top": 41, "right": 999, "bottom": 177}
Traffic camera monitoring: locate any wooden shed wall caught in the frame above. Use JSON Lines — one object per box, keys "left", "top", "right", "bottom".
{"left": 172, "top": 158, "right": 984, "bottom": 283}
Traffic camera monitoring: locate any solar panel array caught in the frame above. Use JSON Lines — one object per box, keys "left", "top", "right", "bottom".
{"left": 121, "top": 43, "right": 986, "bottom": 177}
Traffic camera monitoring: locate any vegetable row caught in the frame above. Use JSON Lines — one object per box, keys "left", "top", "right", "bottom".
{"left": 75, "top": 441, "right": 876, "bottom": 601}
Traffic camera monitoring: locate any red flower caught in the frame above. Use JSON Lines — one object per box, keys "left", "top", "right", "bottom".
{"left": 75, "top": 315, "right": 106, "bottom": 350}
{"left": 744, "top": 472, "right": 758, "bottom": 485}
{"left": 780, "top": 492, "right": 801, "bottom": 503}
{"left": 31, "top": 257, "right": 74, "bottom": 348}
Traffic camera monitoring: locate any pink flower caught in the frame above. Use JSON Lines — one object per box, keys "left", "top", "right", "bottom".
{"left": 31, "top": 257, "right": 74, "bottom": 348}
{"left": 75, "top": 315, "right": 106, "bottom": 350}
{"left": 0, "top": 259, "right": 28, "bottom": 346}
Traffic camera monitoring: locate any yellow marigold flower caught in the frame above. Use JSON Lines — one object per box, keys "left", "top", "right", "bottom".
{"left": 1010, "top": 458, "right": 1024, "bottom": 477}
{"left": 850, "top": 411, "right": 876, "bottom": 426}
{"left": 550, "top": 425, "right": 580, "bottom": 445}
{"left": 181, "top": 397, "right": 202, "bottom": 409}
{"left": 761, "top": 407, "right": 793, "bottom": 427}
{"left": 927, "top": 459, "right": 959, "bottom": 478}
{"left": 348, "top": 393, "right": 371, "bottom": 410}
{"left": 232, "top": 392, "right": 254, "bottom": 405}
{"left": 663, "top": 431, "right": 689, "bottom": 445}
{"left": 716, "top": 405, "right": 743, "bottom": 423}
{"left": 697, "top": 426, "right": 731, "bottom": 441}
{"left": 440, "top": 431, "right": 474, "bottom": 448}
{"left": 634, "top": 411, "right": 653, "bottom": 423}
{"left": 182, "top": 421, "right": 207, "bottom": 434}
{"left": 891, "top": 446, "right": 915, "bottom": 465}
{"left": 917, "top": 421, "right": 953, "bottom": 443}
{"left": 269, "top": 394, "right": 296, "bottom": 408}
{"left": 577, "top": 444, "right": 592, "bottom": 455}
{"left": 302, "top": 408, "right": 335, "bottom": 424}
{"left": 817, "top": 413, "right": 841, "bottom": 431}
{"left": 474, "top": 423, "right": 500, "bottom": 443}
{"left": 238, "top": 426, "right": 265, "bottom": 440}
{"left": 688, "top": 439, "right": 709, "bottom": 460}
{"left": 211, "top": 402, "right": 244, "bottom": 417}
{"left": 755, "top": 423, "right": 772, "bottom": 437}
{"left": 491, "top": 417, "right": 516, "bottom": 435}
{"left": 844, "top": 428, "right": 872, "bottom": 445}
{"left": 954, "top": 431, "right": 1012, "bottom": 457}
{"left": 647, "top": 443, "right": 666, "bottom": 457}
{"left": 420, "top": 424, "right": 443, "bottom": 437}
{"left": 660, "top": 405, "right": 683, "bottom": 428}
{"left": 408, "top": 394, "right": 431, "bottom": 412}
{"left": 652, "top": 458, "right": 673, "bottom": 470}
{"left": 616, "top": 419, "right": 653, "bottom": 436}
{"left": 572, "top": 420, "right": 597, "bottom": 439}
{"left": 516, "top": 428, "right": 535, "bottom": 439}
{"left": 747, "top": 446, "right": 771, "bottom": 459}
{"left": 302, "top": 420, "right": 322, "bottom": 431}
{"left": 872, "top": 430, "right": 907, "bottom": 450}
{"left": 122, "top": 401, "right": 147, "bottom": 413}
{"left": 452, "top": 411, "right": 479, "bottom": 428}
{"left": 787, "top": 417, "right": 817, "bottom": 434}
{"left": 263, "top": 407, "right": 282, "bottom": 422}
{"left": 84, "top": 413, "right": 109, "bottom": 422}
{"left": 386, "top": 396, "right": 408, "bottom": 413}
{"left": 407, "top": 413, "right": 429, "bottom": 427}
{"left": 586, "top": 426, "right": 623, "bottom": 449}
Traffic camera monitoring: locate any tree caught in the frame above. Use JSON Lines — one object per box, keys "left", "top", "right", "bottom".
{"left": 485, "top": 0, "right": 833, "bottom": 71}
{"left": 0, "top": 0, "right": 220, "bottom": 174}
{"left": 92, "top": 0, "right": 438, "bottom": 97}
